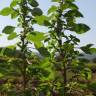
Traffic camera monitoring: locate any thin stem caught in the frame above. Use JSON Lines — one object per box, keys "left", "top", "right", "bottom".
{"left": 20, "top": 0, "right": 28, "bottom": 95}
{"left": 57, "top": 0, "right": 67, "bottom": 95}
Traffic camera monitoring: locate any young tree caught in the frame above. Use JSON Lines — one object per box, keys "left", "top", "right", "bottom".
{"left": 0, "top": 0, "right": 49, "bottom": 95}
{"left": 43, "top": 0, "right": 92, "bottom": 95}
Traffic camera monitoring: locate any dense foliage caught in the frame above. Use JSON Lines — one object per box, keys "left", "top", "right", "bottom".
{"left": 0, "top": 0, "right": 96, "bottom": 96}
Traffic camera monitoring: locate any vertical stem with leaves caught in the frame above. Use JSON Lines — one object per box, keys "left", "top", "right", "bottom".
{"left": 0, "top": 0, "right": 43, "bottom": 95}
{"left": 45, "top": 0, "right": 90, "bottom": 95}
{"left": 20, "top": 0, "right": 28, "bottom": 94}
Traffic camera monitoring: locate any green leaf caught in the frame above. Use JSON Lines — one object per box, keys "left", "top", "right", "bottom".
{"left": 0, "top": 7, "right": 12, "bottom": 16}
{"left": 34, "top": 41, "right": 50, "bottom": 57}
{"left": 0, "top": 48, "right": 6, "bottom": 56}
{"left": 31, "top": 8, "right": 43, "bottom": 16}
{"left": 86, "top": 44, "right": 93, "bottom": 48}
{"left": 84, "top": 68, "right": 92, "bottom": 80}
{"left": 7, "top": 45, "right": 16, "bottom": 50}
{"left": 66, "top": 17, "right": 76, "bottom": 26}
{"left": 10, "top": 0, "right": 17, "bottom": 7}
{"left": 64, "top": 10, "right": 83, "bottom": 18}
{"left": 51, "top": 0, "right": 60, "bottom": 2}
{"left": 69, "top": 35, "right": 80, "bottom": 43}
{"left": 35, "top": 15, "right": 49, "bottom": 25}
{"left": 79, "top": 84, "right": 88, "bottom": 89}
{"left": 8, "top": 32, "right": 17, "bottom": 40}
{"left": 62, "top": 2, "right": 78, "bottom": 10}
{"left": 65, "top": 0, "right": 75, "bottom": 2}
{"left": 90, "top": 48, "right": 96, "bottom": 54}
{"left": 2, "top": 26, "right": 15, "bottom": 34}
{"left": 40, "top": 58, "right": 50, "bottom": 68}
{"left": 80, "top": 44, "right": 93, "bottom": 54}
{"left": 11, "top": 0, "right": 21, "bottom": 5}
{"left": 48, "top": 5, "right": 58, "bottom": 14}
{"left": 70, "top": 23, "right": 90, "bottom": 34}
{"left": 26, "top": 31, "right": 45, "bottom": 43}
{"left": 11, "top": 10, "right": 19, "bottom": 19}
{"left": 28, "top": 0, "right": 39, "bottom": 7}
{"left": 34, "top": 41, "right": 43, "bottom": 49}
{"left": 37, "top": 47, "right": 50, "bottom": 57}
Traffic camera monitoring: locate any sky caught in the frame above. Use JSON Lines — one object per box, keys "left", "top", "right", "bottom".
{"left": 0, "top": 0, "right": 96, "bottom": 47}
